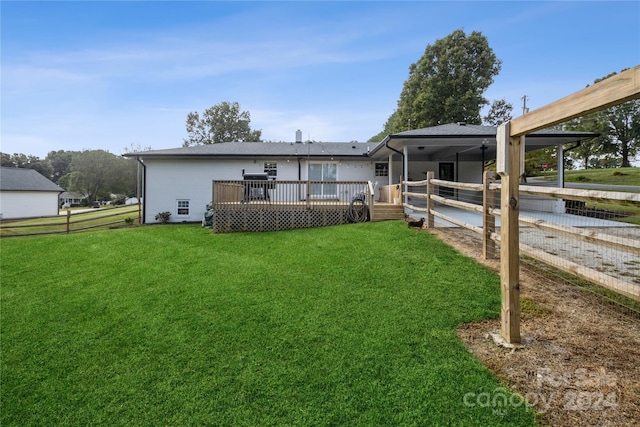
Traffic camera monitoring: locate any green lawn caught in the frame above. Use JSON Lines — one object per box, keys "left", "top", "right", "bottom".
{"left": 544, "top": 166, "right": 640, "bottom": 186}
{"left": 1, "top": 223, "right": 536, "bottom": 426}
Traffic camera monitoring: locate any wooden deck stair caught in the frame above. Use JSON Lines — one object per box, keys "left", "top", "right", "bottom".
{"left": 372, "top": 202, "right": 404, "bottom": 221}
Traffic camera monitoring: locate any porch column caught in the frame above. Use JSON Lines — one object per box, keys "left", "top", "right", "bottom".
{"left": 557, "top": 143, "right": 565, "bottom": 188}
{"left": 554, "top": 143, "right": 566, "bottom": 213}
{"left": 388, "top": 154, "right": 393, "bottom": 186}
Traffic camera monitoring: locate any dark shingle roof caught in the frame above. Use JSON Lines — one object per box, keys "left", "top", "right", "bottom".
{"left": 124, "top": 142, "right": 378, "bottom": 158}
{"left": 0, "top": 167, "right": 64, "bottom": 192}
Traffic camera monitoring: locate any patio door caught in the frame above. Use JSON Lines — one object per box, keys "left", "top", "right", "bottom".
{"left": 309, "top": 163, "right": 337, "bottom": 198}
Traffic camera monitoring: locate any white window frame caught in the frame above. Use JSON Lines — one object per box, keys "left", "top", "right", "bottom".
{"left": 375, "top": 162, "right": 389, "bottom": 177}
{"left": 264, "top": 162, "right": 278, "bottom": 177}
{"left": 176, "top": 199, "right": 190, "bottom": 216}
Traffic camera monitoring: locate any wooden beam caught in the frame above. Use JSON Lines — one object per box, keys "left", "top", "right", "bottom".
{"left": 497, "top": 122, "right": 521, "bottom": 344}
{"left": 511, "top": 66, "right": 640, "bottom": 136}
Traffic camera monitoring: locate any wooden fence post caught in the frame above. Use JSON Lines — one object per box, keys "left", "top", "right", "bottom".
{"left": 496, "top": 122, "right": 522, "bottom": 344}
{"left": 66, "top": 210, "right": 71, "bottom": 234}
{"left": 426, "top": 171, "right": 435, "bottom": 228}
{"left": 482, "top": 171, "right": 496, "bottom": 259}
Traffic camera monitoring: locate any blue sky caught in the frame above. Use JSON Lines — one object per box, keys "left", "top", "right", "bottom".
{"left": 2, "top": 1, "right": 639, "bottom": 159}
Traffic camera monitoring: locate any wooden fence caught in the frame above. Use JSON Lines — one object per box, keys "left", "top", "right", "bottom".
{"left": 491, "top": 65, "right": 640, "bottom": 343}
{"left": 0, "top": 205, "right": 141, "bottom": 237}
{"left": 403, "top": 174, "right": 640, "bottom": 304}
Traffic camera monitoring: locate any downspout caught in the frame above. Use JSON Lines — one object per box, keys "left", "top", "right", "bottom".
{"left": 384, "top": 139, "right": 405, "bottom": 183}
{"left": 136, "top": 157, "right": 146, "bottom": 224}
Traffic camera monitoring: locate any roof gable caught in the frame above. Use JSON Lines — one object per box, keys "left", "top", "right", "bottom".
{"left": 0, "top": 167, "right": 64, "bottom": 192}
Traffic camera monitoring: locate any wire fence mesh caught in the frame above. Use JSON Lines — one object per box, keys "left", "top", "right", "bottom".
{"left": 403, "top": 176, "right": 640, "bottom": 318}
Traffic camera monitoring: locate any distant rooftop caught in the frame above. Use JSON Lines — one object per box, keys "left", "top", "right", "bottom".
{"left": 0, "top": 167, "right": 64, "bottom": 192}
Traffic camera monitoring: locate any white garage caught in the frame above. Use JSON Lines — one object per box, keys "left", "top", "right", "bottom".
{"left": 0, "top": 167, "right": 64, "bottom": 219}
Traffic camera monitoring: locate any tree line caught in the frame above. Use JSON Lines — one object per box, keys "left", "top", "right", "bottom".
{"left": 1, "top": 149, "right": 138, "bottom": 203}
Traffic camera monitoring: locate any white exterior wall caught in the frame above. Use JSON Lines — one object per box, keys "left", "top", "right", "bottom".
{"left": 143, "top": 158, "right": 376, "bottom": 223}
{"left": 0, "top": 191, "right": 60, "bottom": 219}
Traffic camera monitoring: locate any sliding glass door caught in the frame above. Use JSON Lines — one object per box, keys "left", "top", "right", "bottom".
{"left": 309, "top": 163, "right": 337, "bottom": 198}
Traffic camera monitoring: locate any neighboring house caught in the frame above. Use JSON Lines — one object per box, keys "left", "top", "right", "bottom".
{"left": 0, "top": 167, "right": 64, "bottom": 219}
{"left": 59, "top": 191, "right": 85, "bottom": 208}
{"left": 125, "top": 123, "right": 595, "bottom": 224}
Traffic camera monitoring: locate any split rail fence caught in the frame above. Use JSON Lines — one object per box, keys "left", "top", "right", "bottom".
{"left": 402, "top": 173, "right": 640, "bottom": 304}
{"left": 0, "top": 205, "right": 141, "bottom": 237}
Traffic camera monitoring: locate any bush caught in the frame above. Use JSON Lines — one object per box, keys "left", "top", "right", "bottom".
{"left": 155, "top": 211, "right": 171, "bottom": 224}
{"left": 124, "top": 217, "right": 135, "bottom": 226}
{"left": 574, "top": 175, "right": 591, "bottom": 182}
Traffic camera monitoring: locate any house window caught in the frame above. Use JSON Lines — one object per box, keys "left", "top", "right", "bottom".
{"left": 264, "top": 162, "right": 277, "bottom": 177}
{"left": 375, "top": 162, "right": 389, "bottom": 177}
{"left": 177, "top": 200, "right": 190, "bottom": 216}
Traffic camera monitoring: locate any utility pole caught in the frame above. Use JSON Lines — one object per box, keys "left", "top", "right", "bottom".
{"left": 521, "top": 95, "right": 529, "bottom": 115}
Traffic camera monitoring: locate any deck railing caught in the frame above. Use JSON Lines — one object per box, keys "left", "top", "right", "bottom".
{"left": 211, "top": 180, "right": 373, "bottom": 232}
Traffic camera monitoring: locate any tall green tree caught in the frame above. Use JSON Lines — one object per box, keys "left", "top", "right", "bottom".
{"left": 45, "top": 150, "right": 78, "bottom": 183}
{"left": 483, "top": 99, "right": 513, "bottom": 126}
{"left": 392, "top": 29, "right": 501, "bottom": 132}
{"left": 594, "top": 70, "right": 639, "bottom": 167}
{"left": 64, "top": 150, "right": 135, "bottom": 201}
{"left": 562, "top": 70, "right": 639, "bottom": 168}
{"left": 563, "top": 114, "right": 612, "bottom": 169}
{"left": 183, "top": 101, "right": 262, "bottom": 146}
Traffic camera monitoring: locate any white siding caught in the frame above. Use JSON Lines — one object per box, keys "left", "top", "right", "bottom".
{"left": 0, "top": 191, "right": 60, "bottom": 219}
{"left": 143, "top": 158, "right": 377, "bottom": 223}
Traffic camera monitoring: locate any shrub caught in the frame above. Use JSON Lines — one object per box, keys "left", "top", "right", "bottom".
{"left": 612, "top": 171, "right": 626, "bottom": 176}
{"left": 155, "top": 211, "right": 171, "bottom": 224}
{"left": 574, "top": 175, "right": 591, "bottom": 182}
{"left": 124, "top": 217, "right": 135, "bottom": 226}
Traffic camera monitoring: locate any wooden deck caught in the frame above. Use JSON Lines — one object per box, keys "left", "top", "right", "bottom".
{"left": 211, "top": 180, "right": 404, "bottom": 232}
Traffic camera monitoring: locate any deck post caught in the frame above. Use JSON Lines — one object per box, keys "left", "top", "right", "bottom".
{"left": 496, "top": 122, "right": 521, "bottom": 344}
{"left": 426, "top": 171, "right": 435, "bottom": 228}
{"left": 482, "top": 171, "right": 496, "bottom": 259}
{"left": 368, "top": 181, "right": 375, "bottom": 222}
{"left": 66, "top": 209, "right": 71, "bottom": 234}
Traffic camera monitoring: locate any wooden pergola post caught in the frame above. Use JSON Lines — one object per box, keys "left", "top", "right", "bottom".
{"left": 496, "top": 122, "right": 522, "bottom": 344}
{"left": 482, "top": 171, "right": 496, "bottom": 259}
{"left": 426, "top": 171, "right": 435, "bottom": 228}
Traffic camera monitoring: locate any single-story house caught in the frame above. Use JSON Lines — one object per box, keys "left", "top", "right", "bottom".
{"left": 59, "top": 191, "right": 85, "bottom": 208}
{"left": 124, "top": 123, "right": 595, "bottom": 224}
{"left": 0, "top": 167, "right": 64, "bottom": 219}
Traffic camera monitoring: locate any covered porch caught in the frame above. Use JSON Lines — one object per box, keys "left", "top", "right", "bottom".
{"left": 368, "top": 122, "right": 597, "bottom": 213}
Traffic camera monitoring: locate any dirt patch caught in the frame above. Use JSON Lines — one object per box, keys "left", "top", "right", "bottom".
{"left": 427, "top": 227, "right": 640, "bottom": 426}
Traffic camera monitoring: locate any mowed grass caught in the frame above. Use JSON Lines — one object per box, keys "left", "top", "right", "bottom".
{"left": 544, "top": 166, "right": 640, "bottom": 186}
{"left": 1, "top": 222, "right": 535, "bottom": 426}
